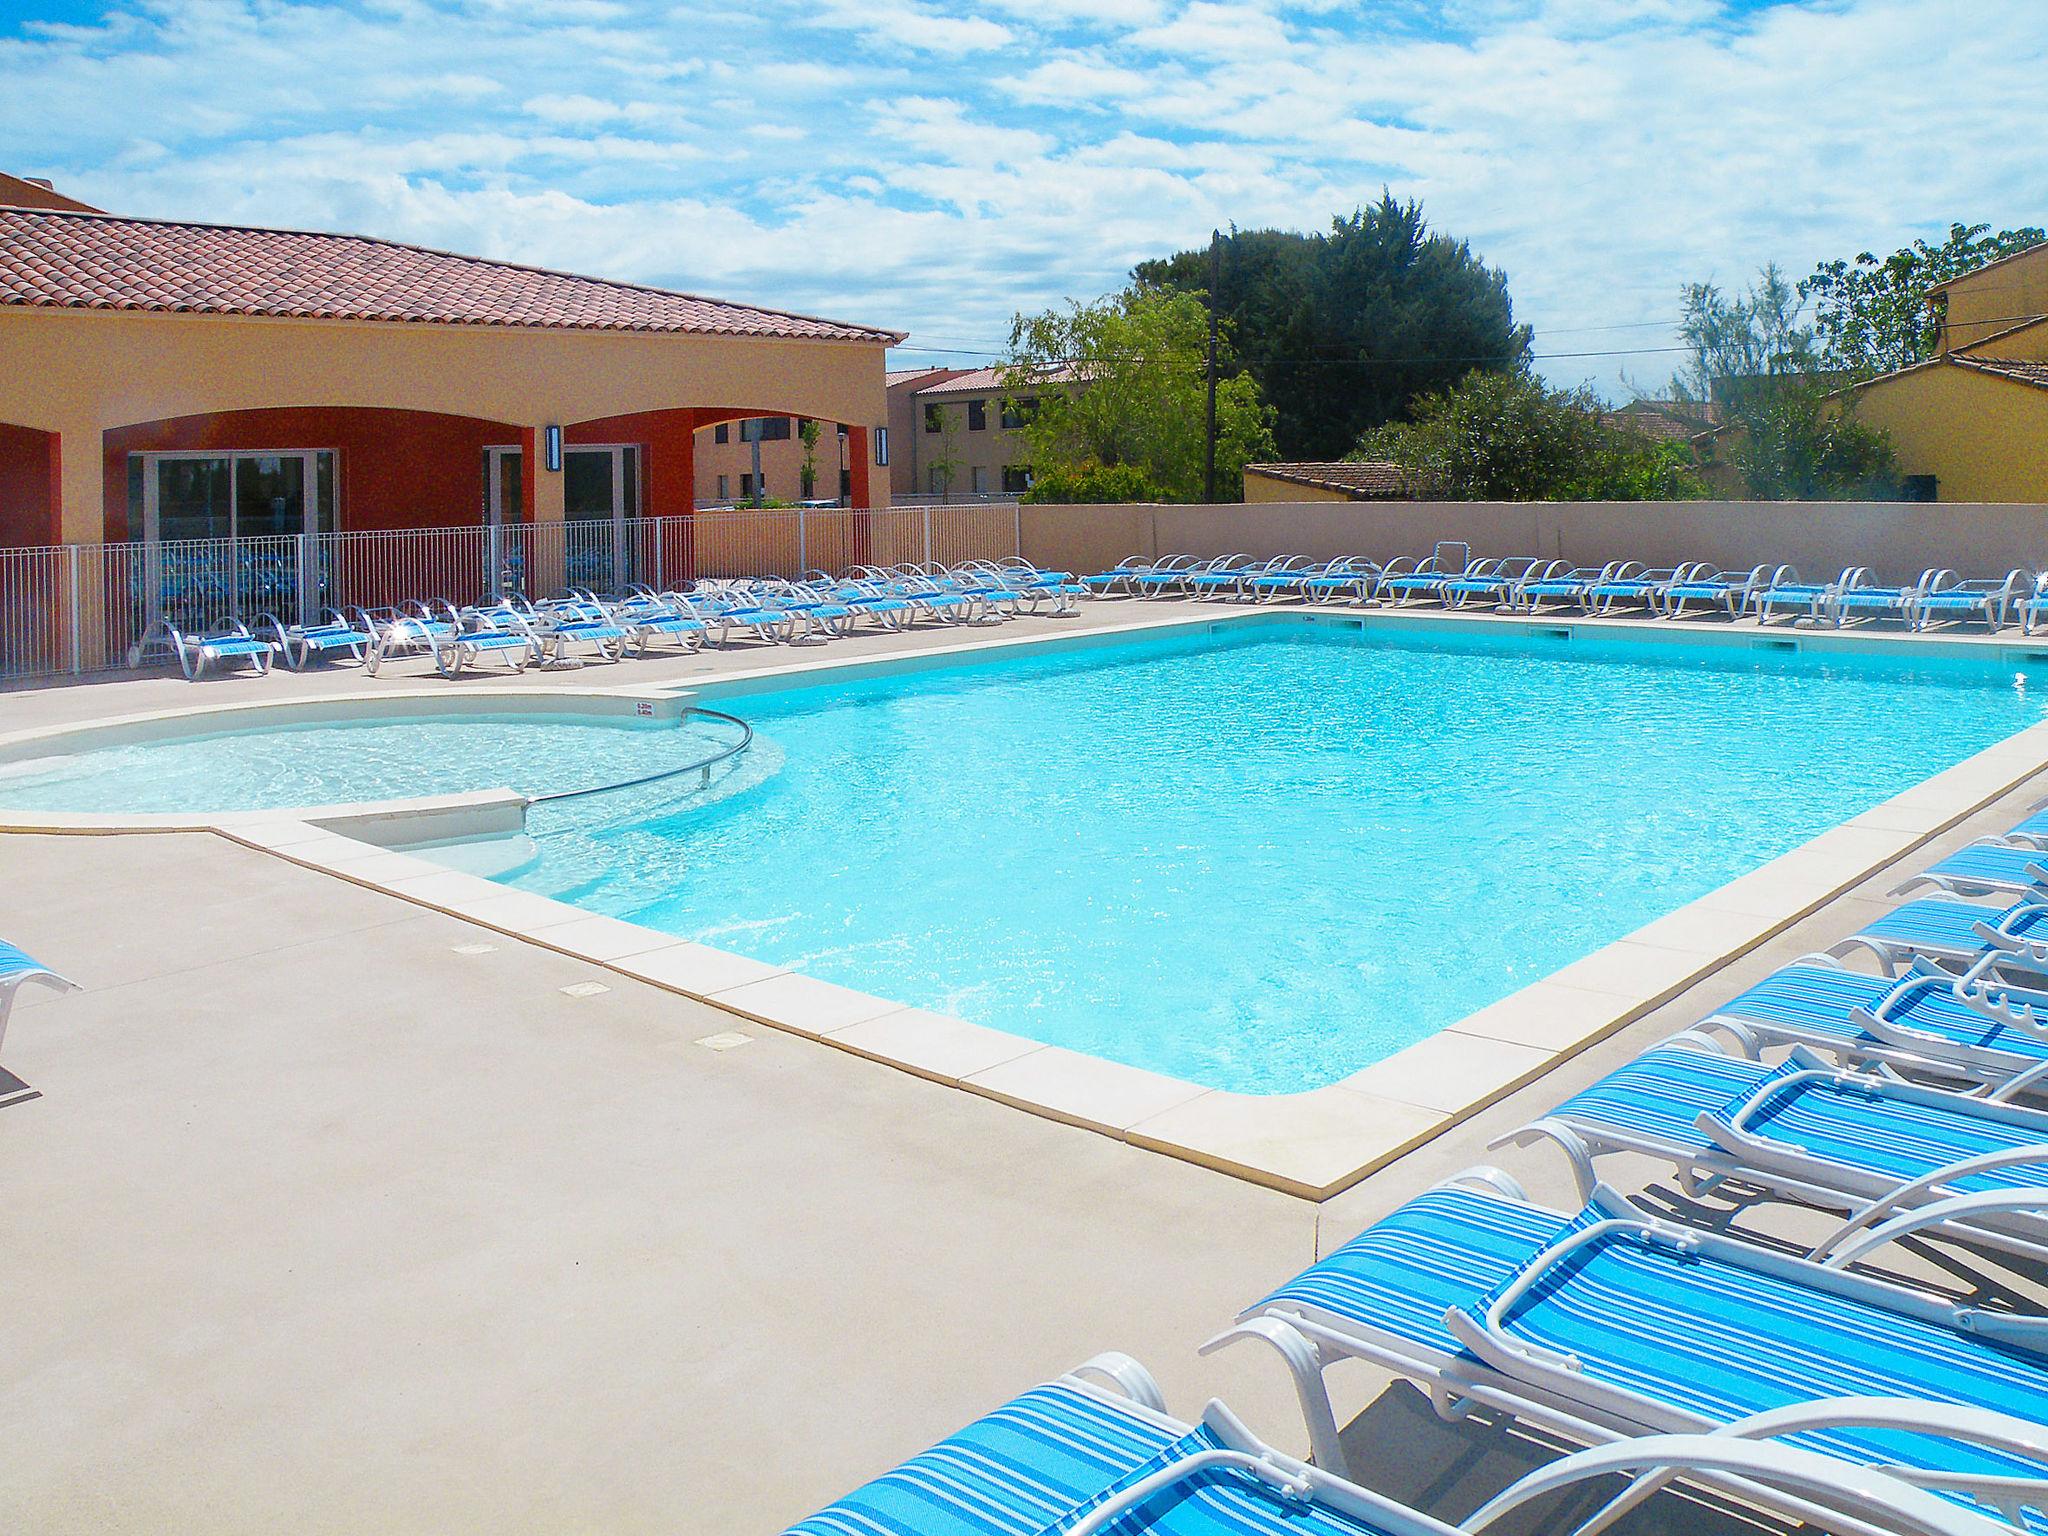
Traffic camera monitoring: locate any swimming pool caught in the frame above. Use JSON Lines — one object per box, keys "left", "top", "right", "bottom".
{"left": 490, "top": 619, "right": 2043, "bottom": 1093}
{"left": 4, "top": 617, "right": 2042, "bottom": 1095}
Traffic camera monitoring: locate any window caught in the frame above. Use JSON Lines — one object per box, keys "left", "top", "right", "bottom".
{"left": 971, "top": 466, "right": 989, "bottom": 493}
{"left": 1901, "top": 474, "right": 1938, "bottom": 503}
{"left": 740, "top": 472, "right": 759, "bottom": 498}
{"left": 714, "top": 423, "right": 729, "bottom": 444}
{"left": 928, "top": 465, "right": 948, "bottom": 495}
{"left": 742, "top": 416, "right": 791, "bottom": 442}
{"left": 924, "top": 403, "right": 943, "bottom": 434}
{"left": 967, "top": 399, "right": 987, "bottom": 431}
{"left": 1001, "top": 466, "right": 1032, "bottom": 494}
{"left": 1001, "top": 396, "right": 1038, "bottom": 430}
{"left": 840, "top": 467, "right": 852, "bottom": 500}
{"left": 716, "top": 475, "right": 729, "bottom": 500}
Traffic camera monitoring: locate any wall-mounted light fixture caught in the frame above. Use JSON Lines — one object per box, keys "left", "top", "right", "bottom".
{"left": 873, "top": 426, "right": 890, "bottom": 466}
{"left": 543, "top": 425, "right": 563, "bottom": 472}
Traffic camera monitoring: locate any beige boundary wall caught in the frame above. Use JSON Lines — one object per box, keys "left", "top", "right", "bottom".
{"left": 1019, "top": 499, "right": 2048, "bottom": 579}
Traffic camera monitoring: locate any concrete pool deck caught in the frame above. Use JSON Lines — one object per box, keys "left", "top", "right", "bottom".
{"left": 5, "top": 599, "right": 2048, "bottom": 1531}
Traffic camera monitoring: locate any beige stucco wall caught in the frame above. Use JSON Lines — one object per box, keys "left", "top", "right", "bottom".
{"left": 1851, "top": 365, "right": 2048, "bottom": 504}
{"left": 906, "top": 397, "right": 1032, "bottom": 497}
{"left": 1242, "top": 471, "right": 1354, "bottom": 504}
{"left": 1962, "top": 320, "right": 2048, "bottom": 363}
{"left": 1021, "top": 497, "right": 2048, "bottom": 581}
{"left": 1942, "top": 248, "right": 2048, "bottom": 351}
{"left": 0, "top": 306, "right": 891, "bottom": 541}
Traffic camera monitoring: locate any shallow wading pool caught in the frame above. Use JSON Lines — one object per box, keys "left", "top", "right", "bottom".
{"left": 4, "top": 617, "right": 2044, "bottom": 1093}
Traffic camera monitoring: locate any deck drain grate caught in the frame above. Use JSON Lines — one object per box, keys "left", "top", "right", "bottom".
{"left": 451, "top": 942, "right": 497, "bottom": 955}
{"left": 695, "top": 1031, "right": 754, "bottom": 1051}
{"left": 559, "top": 980, "right": 611, "bottom": 998}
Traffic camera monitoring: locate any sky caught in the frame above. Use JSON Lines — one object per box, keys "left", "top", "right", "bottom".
{"left": 1, "top": 0, "right": 2043, "bottom": 400}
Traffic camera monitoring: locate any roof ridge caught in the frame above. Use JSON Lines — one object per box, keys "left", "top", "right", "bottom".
{"left": 1924, "top": 238, "right": 2048, "bottom": 296}
{"left": 0, "top": 204, "right": 905, "bottom": 343}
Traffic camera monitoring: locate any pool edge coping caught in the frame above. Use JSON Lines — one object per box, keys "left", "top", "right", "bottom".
{"left": 5, "top": 604, "right": 2048, "bottom": 1200}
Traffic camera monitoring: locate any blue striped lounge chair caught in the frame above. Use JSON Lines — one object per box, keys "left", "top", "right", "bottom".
{"left": 1894, "top": 842, "right": 2048, "bottom": 901}
{"left": 1133, "top": 554, "right": 1233, "bottom": 597}
{"left": 1291, "top": 557, "right": 1384, "bottom": 603}
{"left": 1199, "top": 555, "right": 1309, "bottom": 600}
{"left": 606, "top": 593, "right": 709, "bottom": 656}
{"left": 1439, "top": 556, "right": 1550, "bottom": 610}
{"left": 1215, "top": 1172, "right": 2048, "bottom": 1532}
{"left": 1079, "top": 555, "right": 1197, "bottom": 595}
{"left": 1243, "top": 556, "right": 1359, "bottom": 601}
{"left": 1662, "top": 565, "right": 1778, "bottom": 620}
{"left": 777, "top": 1352, "right": 1987, "bottom": 1536}
{"left": 1826, "top": 895, "right": 2048, "bottom": 976}
{"left": 1508, "top": 561, "right": 1624, "bottom": 615}
{"left": 0, "top": 939, "right": 78, "bottom": 1057}
{"left": 133, "top": 617, "right": 277, "bottom": 680}
{"left": 1911, "top": 571, "right": 2030, "bottom": 633}
{"left": 1586, "top": 562, "right": 1708, "bottom": 616}
{"left": 429, "top": 607, "right": 543, "bottom": 676}
{"left": 1375, "top": 542, "right": 1476, "bottom": 606}
{"left": 1749, "top": 567, "right": 1869, "bottom": 626}
{"left": 1503, "top": 1036, "right": 2048, "bottom": 1265}
{"left": 260, "top": 609, "right": 374, "bottom": 669}
{"left": 1828, "top": 570, "right": 1948, "bottom": 628}
{"left": 1691, "top": 955, "right": 2048, "bottom": 1096}
{"left": 2020, "top": 574, "right": 2048, "bottom": 637}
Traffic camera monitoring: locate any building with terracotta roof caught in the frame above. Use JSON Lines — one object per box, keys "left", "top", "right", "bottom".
{"left": 0, "top": 177, "right": 903, "bottom": 570}
{"left": 1241, "top": 461, "right": 1409, "bottom": 503}
{"left": 890, "top": 364, "right": 1085, "bottom": 500}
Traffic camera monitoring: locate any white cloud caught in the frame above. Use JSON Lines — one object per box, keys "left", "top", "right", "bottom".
{"left": 1, "top": 0, "right": 2043, "bottom": 396}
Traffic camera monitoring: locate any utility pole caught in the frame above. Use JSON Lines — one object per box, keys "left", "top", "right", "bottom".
{"left": 1204, "top": 227, "right": 1220, "bottom": 504}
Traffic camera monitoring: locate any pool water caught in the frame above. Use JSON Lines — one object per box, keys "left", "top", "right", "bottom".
{"left": 496, "top": 621, "right": 2046, "bottom": 1093}
{"left": 0, "top": 713, "right": 743, "bottom": 813}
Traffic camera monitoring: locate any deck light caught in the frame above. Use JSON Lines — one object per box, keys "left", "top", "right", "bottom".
{"left": 544, "top": 424, "right": 563, "bottom": 472}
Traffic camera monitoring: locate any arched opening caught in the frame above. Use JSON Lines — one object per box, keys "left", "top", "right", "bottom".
{"left": 103, "top": 404, "right": 528, "bottom": 543}
{"left": 102, "top": 405, "right": 534, "bottom": 631}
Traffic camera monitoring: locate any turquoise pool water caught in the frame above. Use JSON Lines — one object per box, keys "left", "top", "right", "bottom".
{"left": 502, "top": 620, "right": 2044, "bottom": 1093}
{"left": 5, "top": 619, "right": 2042, "bottom": 1092}
{"left": 0, "top": 713, "right": 741, "bottom": 813}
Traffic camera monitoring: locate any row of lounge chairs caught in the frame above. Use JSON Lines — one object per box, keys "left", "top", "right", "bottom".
{"left": 130, "top": 560, "right": 1086, "bottom": 679}
{"left": 1083, "top": 547, "right": 2044, "bottom": 632}
{"left": 782, "top": 816, "right": 2048, "bottom": 1535}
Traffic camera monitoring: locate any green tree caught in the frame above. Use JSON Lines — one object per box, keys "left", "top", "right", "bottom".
{"left": 1800, "top": 222, "right": 2046, "bottom": 377}
{"left": 1020, "top": 461, "right": 1165, "bottom": 504}
{"left": 798, "top": 417, "right": 822, "bottom": 499}
{"left": 1000, "top": 287, "right": 1276, "bottom": 501}
{"left": 1664, "top": 267, "right": 1902, "bottom": 499}
{"left": 1357, "top": 369, "right": 1706, "bottom": 501}
{"left": 1135, "top": 195, "right": 1531, "bottom": 458}
{"left": 920, "top": 400, "right": 965, "bottom": 502}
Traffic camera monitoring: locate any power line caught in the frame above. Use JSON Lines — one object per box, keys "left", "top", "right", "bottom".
{"left": 890, "top": 309, "right": 2048, "bottom": 369}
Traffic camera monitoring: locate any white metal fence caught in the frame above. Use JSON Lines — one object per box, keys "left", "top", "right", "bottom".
{"left": 0, "top": 504, "right": 1024, "bottom": 682}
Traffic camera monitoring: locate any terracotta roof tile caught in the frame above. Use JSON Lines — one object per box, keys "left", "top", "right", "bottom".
{"left": 1244, "top": 461, "right": 1409, "bottom": 498}
{"left": 0, "top": 207, "right": 901, "bottom": 343}
{"left": 914, "top": 362, "right": 1085, "bottom": 397}
{"left": 1952, "top": 355, "right": 2048, "bottom": 391}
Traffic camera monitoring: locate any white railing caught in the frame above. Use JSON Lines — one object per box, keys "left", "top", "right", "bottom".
{"left": 0, "top": 505, "right": 1025, "bottom": 682}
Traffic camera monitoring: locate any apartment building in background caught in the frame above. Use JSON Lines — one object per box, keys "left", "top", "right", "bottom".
{"left": 692, "top": 415, "right": 855, "bottom": 506}
{"left": 886, "top": 364, "right": 1085, "bottom": 500}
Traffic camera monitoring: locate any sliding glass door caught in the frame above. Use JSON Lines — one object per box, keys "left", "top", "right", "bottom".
{"left": 134, "top": 450, "right": 335, "bottom": 627}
